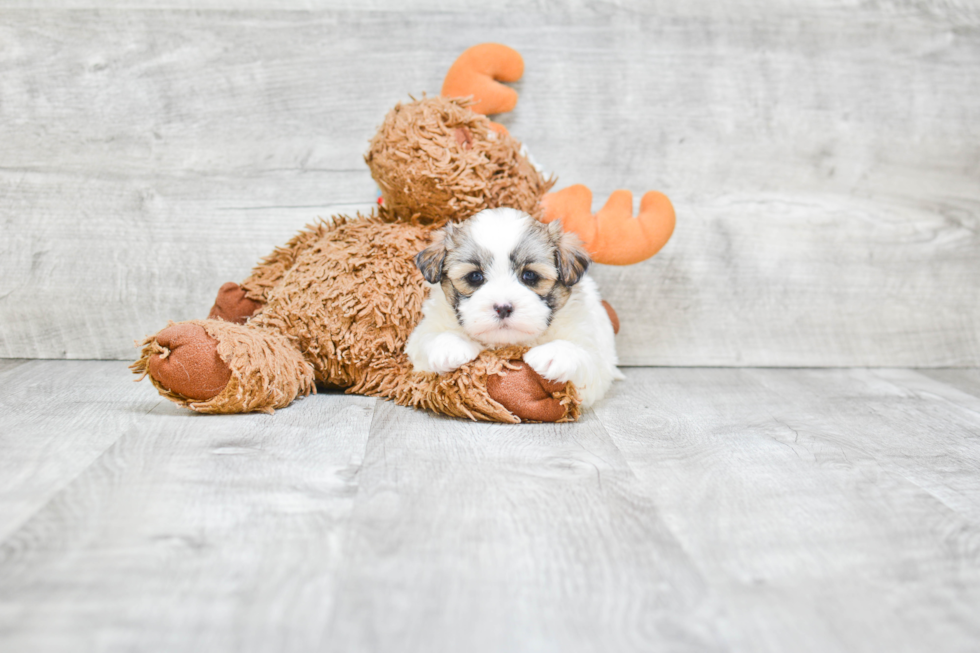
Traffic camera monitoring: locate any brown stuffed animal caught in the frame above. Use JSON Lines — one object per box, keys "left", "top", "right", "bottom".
{"left": 132, "top": 44, "right": 675, "bottom": 422}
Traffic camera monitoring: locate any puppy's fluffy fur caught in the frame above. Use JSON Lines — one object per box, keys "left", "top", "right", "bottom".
{"left": 406, "top": 208, "right": 622, "bottom": 407}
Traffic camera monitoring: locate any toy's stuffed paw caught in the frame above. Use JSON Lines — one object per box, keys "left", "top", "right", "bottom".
{"left": 427, "top": 333, "right": 482, "bottom": 374}
{"left": 523, "top": 340, "right": 587, "bottom": 384}
{"left": 147, "top": 323, "right": 231, "bottom": 400}
{"left": 208, "top": 282, "right": 263, "bottom": 324}
{"left": 487, "top": 361, "right": 568, "bottom": 422}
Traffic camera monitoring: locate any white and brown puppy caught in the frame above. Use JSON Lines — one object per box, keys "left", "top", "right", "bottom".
{"left": 406, "top": 207, "right": 622, "bottom": 407}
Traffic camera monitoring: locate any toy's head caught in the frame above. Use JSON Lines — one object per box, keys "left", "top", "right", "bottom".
{"left": 367, "top": 42, "right": 676, "bottom": 266}
{"left": 365, "top": 96, "right": 552, "bottom": 225}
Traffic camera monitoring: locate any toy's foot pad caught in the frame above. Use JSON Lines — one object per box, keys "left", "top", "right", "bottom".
{"left": 147, "top": 323, "right": 231, "bottom": 400}
{"left": 208, "top": 282, "right": 263, "bottom": 324}
{"left": 487, "top": 361, "right": 567, "bottom": 422}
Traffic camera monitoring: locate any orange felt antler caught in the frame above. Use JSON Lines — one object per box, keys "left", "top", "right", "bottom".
{"left": 442, "top": 43, "right": 524, "bottom": 134}
{"left": 541, "top": 185, "right": 676, "bottom": 266}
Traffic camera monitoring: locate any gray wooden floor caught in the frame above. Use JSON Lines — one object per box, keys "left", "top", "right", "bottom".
{"left": 1, "top": 360, "right": 978, "bottom": 652}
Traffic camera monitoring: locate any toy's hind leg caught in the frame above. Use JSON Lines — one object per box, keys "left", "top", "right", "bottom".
{"left": 353, "top": 348, "right": 581, "bottom": 423}
{"left": 133, "top": 320, "right": 314, "bottom": 414}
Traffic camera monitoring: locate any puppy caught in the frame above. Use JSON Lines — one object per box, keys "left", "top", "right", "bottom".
{"left": 405, "top": 207, "right": 623, "bottom": 407}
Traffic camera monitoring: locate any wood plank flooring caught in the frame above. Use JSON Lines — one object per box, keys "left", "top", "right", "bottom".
{"left": 1, "top": 360, "right": 979, "bottom": 651}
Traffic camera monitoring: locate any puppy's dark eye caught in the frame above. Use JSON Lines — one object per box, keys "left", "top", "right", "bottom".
{"left": 521, "top": 269, "right": 540, "bottom": 285}
{"left": 464, "top": 271, "right": 484, "bottom": 286}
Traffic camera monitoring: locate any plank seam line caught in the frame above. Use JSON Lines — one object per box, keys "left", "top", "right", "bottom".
{"left": 0, "top": 399, "right": 164, "bottom": 548}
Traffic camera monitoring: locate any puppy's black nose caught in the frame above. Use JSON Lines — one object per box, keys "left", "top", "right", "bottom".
{"left": 493, "top": 303, "right": 513, "bottom": 319}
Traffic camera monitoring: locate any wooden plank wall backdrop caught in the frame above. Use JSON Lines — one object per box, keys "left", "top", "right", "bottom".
{"left": 1, "top": 1, "right": 978, "bottom": 365}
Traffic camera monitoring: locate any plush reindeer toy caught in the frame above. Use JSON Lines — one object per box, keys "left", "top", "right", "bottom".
{"left": 133, "top": 44, "right": 675, "bottom": 422}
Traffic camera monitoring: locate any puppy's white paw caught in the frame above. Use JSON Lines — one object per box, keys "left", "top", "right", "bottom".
{"left": 426, "top": 333, "right": 482, "bottom": 374}
{"left": 523, "top": 340, "right": 586, "bottom": 383}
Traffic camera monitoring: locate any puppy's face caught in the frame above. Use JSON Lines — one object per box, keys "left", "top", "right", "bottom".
{"left": 416, "top": 208, "right": 591, "bottom": 345}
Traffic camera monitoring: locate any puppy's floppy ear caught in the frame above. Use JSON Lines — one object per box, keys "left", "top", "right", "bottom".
{"left": 415, "top": 223, "right": 457, "bottom": 284}
{"left": 548, "top": 219, "right": 591, "bottom": 286}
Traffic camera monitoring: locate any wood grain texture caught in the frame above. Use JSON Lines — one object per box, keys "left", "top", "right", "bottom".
{"left": 0, "top": 361, "right": 133, "bottom": 541}
{"left": 919, "top": 368, "right": 980, "bottom": 400}
{"left": 1, "top": 4, "right": 979, "bottom": 364}
{"left": 0, "top": 360, "right": 376, "bottom": 652}
{"left": 325, "top": 401, "right": 724, "bottom": 652}
{"left": 595, "top": 367, "right": 980, "bottom": 652}
{"left": 2, "top": 361, "right": 980, "bottom": 651}
{"left": 6, "top": 0, "right": 980, "bottom": 23}
{"left": 0, "top": 359, "right": 29, "bottom": 375}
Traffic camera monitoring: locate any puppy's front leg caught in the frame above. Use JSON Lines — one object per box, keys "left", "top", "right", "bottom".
{"left": 523, "top": 340, "right": 590, "bottom": 385}
{"left": 427, "top": 333, "right": 483, "bottom": 374}
{"left": 411, "top": 332, "right": 483, "bottom": 375}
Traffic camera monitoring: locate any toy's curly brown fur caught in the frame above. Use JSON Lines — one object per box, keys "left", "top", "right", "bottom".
{"left": 132, "top": 108, "right": 579, "bottom": 421}
{"left": 125, "top": 25, "right": 683, "bottom": 422}
{"left": 367, "top": 97, "right": 552, "bottom": 224}
{"left": 132, "top": 43, "right": 673, "bottom": 421}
